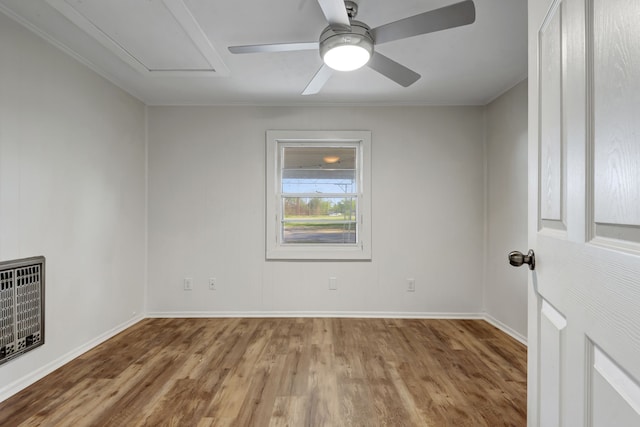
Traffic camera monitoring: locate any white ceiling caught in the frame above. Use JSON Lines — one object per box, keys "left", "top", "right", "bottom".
{"left": 0, "top": 0, "right": 527, "bottom": 106}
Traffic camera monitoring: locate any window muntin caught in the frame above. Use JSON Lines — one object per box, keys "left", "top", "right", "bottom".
{"left": 266, "top": 130, "right": 371, "bottom": 260}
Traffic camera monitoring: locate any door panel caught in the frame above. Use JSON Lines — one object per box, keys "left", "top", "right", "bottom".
{"left": 592, "top": 0, "right": 640, "bottom": 242}
{"left": 591, "top": 344, "right": 640, "bottom": 426}
{"left": 539, "top": 1, "right": 564, "bottom": 224}
{"left": 529, "top": 0, "right": 640, "bottom": 425}
{"left": 539, "top": 300, "right": 566, "bottom": 427}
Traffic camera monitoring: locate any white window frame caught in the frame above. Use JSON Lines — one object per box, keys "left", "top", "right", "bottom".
{"left": 266, "top": 130, "right": 372, "bottom": 260}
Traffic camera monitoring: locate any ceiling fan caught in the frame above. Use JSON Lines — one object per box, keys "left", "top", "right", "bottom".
{"left": 228, "top": 0, "right": 476, "bottom": 95}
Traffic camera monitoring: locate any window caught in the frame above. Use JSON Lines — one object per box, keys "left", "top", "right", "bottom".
{"left": 266, "top": 130, "right": 371, "bottom": 260}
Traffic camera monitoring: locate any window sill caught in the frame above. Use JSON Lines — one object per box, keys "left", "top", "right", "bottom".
{"left": 266, "top": 244, "right": 371, "bottom": 261}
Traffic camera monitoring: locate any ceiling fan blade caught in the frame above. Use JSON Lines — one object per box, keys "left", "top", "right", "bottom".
{"left": 302, "top": 64, "right": 333, "bottom": 95}
{"left": 316, "top": 0, "right": 351, "bottom": 31}
{"left": 229, "top": 42, "right": 319, "bottom": 54}
{"left": 367, "top": 52, "right": 420, "bottom": 87}
{"left": 371, "top": 0, "right": 476, "bottom": 45}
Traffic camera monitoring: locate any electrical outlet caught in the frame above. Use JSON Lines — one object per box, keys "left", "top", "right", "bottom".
{"left": 407, "top": 278, "right": 416, "bottom": 292}
{"left": 183, "top": 277, "right": 193, "bottom": 291}
{"left": 209, "top": 278, "right": 216, "bottom": 290}
{"left": 329, "top": 277, "right": 337, "bottom": 290}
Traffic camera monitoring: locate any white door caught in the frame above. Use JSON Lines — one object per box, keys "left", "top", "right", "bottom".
{"left": 527, "top": 0, "right": 640, "bottom": 425}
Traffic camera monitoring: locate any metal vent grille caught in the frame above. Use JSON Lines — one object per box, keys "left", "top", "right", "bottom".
{"left": 0, "top": 256, "right": 45, "bottom": 365}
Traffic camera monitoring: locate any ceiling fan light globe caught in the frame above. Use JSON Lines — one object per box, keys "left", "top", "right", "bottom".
{"left": 323, "top": 45, "right": 371, "bottom": 71}
{"left": 319, "top": 21, "right": 374, "bottom": 73}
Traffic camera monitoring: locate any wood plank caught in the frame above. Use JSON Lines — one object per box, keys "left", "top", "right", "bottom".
{"left": 0, "top": 318, "right": 527, "bottom": 426}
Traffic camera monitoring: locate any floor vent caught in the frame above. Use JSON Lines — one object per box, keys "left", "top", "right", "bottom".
{"left": 0, "top": 256, "right": 45, "bottom": 365}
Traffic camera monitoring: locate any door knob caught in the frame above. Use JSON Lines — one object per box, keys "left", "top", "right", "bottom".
{"left": 508, "top": 249, "right": 535, "bottom": 270}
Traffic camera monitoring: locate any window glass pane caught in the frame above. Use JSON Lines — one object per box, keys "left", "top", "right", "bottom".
{"left": 282, "top": 197, "right": 357, "bottom": 244}
{"left": 282, "top": 147, "right": 357, "bottom": 194}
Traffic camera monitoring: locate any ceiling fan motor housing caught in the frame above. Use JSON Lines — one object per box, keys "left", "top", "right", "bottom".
{"left": 319, "top": 21, "right": 374, "bottom": 65}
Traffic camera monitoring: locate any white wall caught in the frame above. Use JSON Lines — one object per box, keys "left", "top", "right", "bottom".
{"left": 147, "top": 106, "right": 486, "bottom": 316}
{"left": 0, "top": 12, "right": 146, "bottom": 398}
{"left": 484, "top": 80, "right": 529, "bottom": 339}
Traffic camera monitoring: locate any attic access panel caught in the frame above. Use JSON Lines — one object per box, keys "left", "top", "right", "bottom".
{"left": 0, "top": 256, "right": 45, "bottom": 365}
{"left": 45, "top": 0, "right": 228, "bottom": 76}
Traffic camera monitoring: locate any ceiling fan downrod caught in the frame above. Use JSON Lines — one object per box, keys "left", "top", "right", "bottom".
{"left": 344, "top": 1, "right": 358, "bottom": 19}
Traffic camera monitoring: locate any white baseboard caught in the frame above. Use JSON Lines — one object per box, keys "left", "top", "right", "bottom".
{"left": 146, "top": 310, "right": 485, "bottom": 319}
{"left": 483, "top": 313, "right": 527, "bottom": 345}
{"left": 0, "top": 314, "right": 145, "bottom": 403}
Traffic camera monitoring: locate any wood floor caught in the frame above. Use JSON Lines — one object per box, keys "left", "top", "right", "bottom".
{"left": 0, "top": 318, "right": 526, "bottom": 426}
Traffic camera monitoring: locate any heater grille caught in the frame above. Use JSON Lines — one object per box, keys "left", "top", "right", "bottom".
{"left": 0, "top": 256, "right": 45, "bottom": 365}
